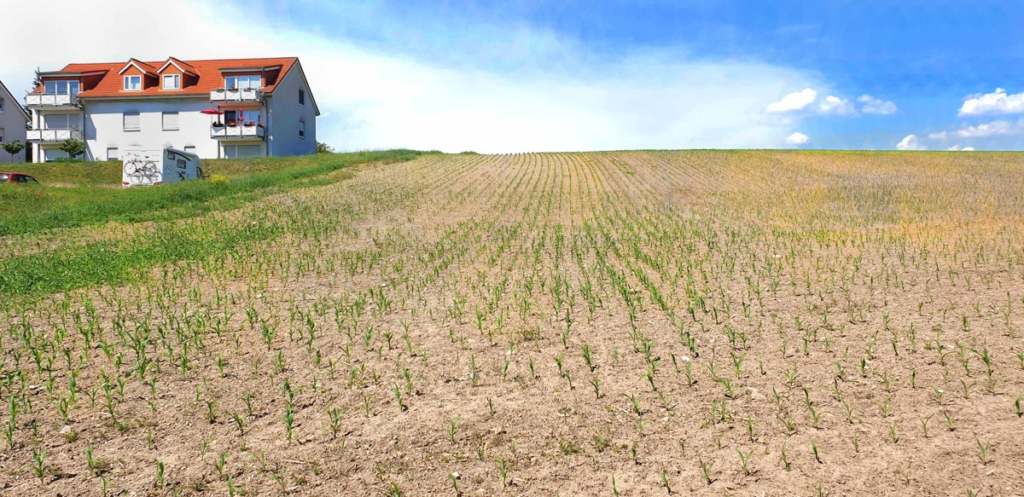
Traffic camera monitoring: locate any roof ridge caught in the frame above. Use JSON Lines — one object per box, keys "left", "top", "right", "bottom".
{"left": 49, "top": 57, "right": 302, "bottom": 99}
{"left": 63, "top": 56, "right": 298, "bottom": 67}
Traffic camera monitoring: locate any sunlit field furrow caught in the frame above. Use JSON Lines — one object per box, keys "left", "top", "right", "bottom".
{"left": 2, "top": 151, "right": 1023, "bottom": 496}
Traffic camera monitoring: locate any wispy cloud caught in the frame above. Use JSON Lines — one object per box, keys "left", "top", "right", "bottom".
{"left": 896, "top": 134, "right": 926, "bottom": 150}
{"left": 785, "top": 132, "right": 809, "bottom": 145}
{"left": 959, "top": 88, "right": 1024, "bottom": 116}
{"left": 929, "top": 119, "right": 1024, "bottom": 140}
{"left": 857, "top": 95, "right": 897, "bottom": 115}
{"left": 818, "top": 96, "right": 855, "bottom": 115}
{"left": 765, "top": 88, "right": 817, "bottom": 114}
{"left": 766, "top": 89, "right": 897, "bottom": 120}
{"left": 952, "top": 119, "right": 1024, "bottom": 138}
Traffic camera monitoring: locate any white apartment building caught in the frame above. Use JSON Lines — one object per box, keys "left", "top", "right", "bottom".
{"left": 25, "top": 57, "right": 319, "bottom": 162}
{"left": 0, "top": 79, "right": 29, "bottom": 164}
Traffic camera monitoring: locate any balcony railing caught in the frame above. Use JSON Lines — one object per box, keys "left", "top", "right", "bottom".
{"left": 25, "top": 93, "right": 81, "bottom": 108}
{"left": 210, "top": 88, "right": 263, "bottom": 102}
{"left": 26, "top": 129, "right": 83, "bottom": 142}
{"left": 211, "top": 124, "right": 265, "bottom": 140}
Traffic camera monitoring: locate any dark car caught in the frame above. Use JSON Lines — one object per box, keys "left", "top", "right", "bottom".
{"left": 0, "top": 172, "right": 39, "bottom": 184}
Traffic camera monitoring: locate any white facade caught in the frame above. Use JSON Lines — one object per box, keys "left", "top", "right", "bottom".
{"left": 0, "top": 80, "right": 29, "bottom": 164}
{"left": 25, "top": 59, "right": 318, "bottom": 163}
{"left": 83, "top": 98, "right": 219, "bottom": 161}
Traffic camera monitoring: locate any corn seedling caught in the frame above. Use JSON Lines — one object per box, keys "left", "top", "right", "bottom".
{"left": 697, "top": 455, "right": 715, "bottom": 485}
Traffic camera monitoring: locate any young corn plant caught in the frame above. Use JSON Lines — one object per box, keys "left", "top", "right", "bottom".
{"left": 976, "top": 437, "right": 993, "bottom": 465}
{"left": 32, "top": 448, "right": 46, "bottom": 482}
{"left": 780, "top": 444, "right": 792, "bottom": 471}
{"left": 329, "top": 407, "right": 343, "bottom": 439}
{"left": 393, "top": 384, "right": 408, "bottom": 412}
{"left": 155, "top": 459, "right": 166, "bottom": 488}
{"left": 497, "top": 459, "right": 509, "bottom": 488}
{"left": 737, "top": 447, "right": 755, "bottom": 476}
{"left": 697, "top": 455, "right": 715, "bottom": 485}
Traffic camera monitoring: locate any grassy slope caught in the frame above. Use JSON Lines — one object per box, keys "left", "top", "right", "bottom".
{"left": 0, "top": 150, "right": 429, "bottom": 297}
{"left": 8, "top": 155, "right": 372, "bottom": 186}
{"left": 0, "top": 150, "right": 426, "bottom": 236}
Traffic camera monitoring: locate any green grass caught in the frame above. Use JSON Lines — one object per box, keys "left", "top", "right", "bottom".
{"left": 0, "top": 150, "right": 427, "bottom": 236}
{"left": 11, "top": 154, "right": 392, "bottom": 186}
{"left": 0, "top": 149, "right": 429, "bottom": 298}
{"left": 0, "top": 210, "right": 296, "bottom": 299}
{"left": 0, "top": 217, "right": 282, "bottom": 297}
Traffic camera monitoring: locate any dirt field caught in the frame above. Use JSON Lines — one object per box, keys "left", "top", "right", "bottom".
{"left": 3, "top": 151, "right": 1024, "bottom": 496}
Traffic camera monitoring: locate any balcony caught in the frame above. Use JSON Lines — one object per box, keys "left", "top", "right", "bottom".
{"left": 211, "top": 124, "right": 265, "bottom": 140}
{"left": 210, "top": 88, "right": 263, "bottom": 102}
{"left": 24, "top": 93, "right": 81, "bottom": 109}
{"left": 26, "top": 129, "right": 83, "bottom": 142}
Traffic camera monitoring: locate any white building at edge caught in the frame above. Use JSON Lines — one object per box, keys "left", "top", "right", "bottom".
{"left": 0, "top": 79, "right": 29, "bottom": 163}
{"left": 24, "top": 56, "right": 319, "bottom": 162}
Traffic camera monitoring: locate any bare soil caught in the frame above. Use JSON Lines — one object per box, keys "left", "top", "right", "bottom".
{"left": 2, "top": 151, "right": 1024, "bottom": 497}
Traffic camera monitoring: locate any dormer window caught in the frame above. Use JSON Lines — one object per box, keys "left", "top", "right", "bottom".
{"left": 225, "top": 75, "right": 261, "bottom": 90}
{"left": 124, "top": 75, "right": 142, "bottom": 91}
{"left": 44, "top": 80, "right": 80, "bottom": 95}
{"left": 162, "top": 74, "right": 180, "bottom": 90}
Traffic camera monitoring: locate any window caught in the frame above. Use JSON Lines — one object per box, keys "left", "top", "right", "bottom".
{"left": 106, "top": 147, "right": 119, "bottom": 160}
{"left": 43, "top": 113, "right": 78, "bottom": 130}
{"left": 0, "top": 127, "right": 5, "bottom": 142}
{"left": 162, "top": 74, "right": 180, "bottom": 90}
{"left": 224, "top": 110, "right": 260, "bottom": 127}
{"left": 0, "top": 97, "right": 4, "bottom": 112}
{"left": 44, "top": 149, "right": 69, "bottom": 162}
{"left": 225, "top": 75, "right": 261, "bottom": 90}
{"left": 298, "top": 119, "right": 306, "bottom": 139}
{"left": 223, "top": 144, "right": 262, "bottom": 158}
{"left": 123, "top": 111, "right": 141, "bottom": 131}
{"left": 123, "top": 75, "right": 142, "bottom": 91}
{"left": 299, "top": 89, "right": 305, "bottom": 105}
{"left": 43, "top": 80, "right": 79, "bottom": 95}
{"left": 162, "top": 112, "right": 179, "bottom": 131}
{"left": 242, "top": 110, "right": 260, "bottom": 126}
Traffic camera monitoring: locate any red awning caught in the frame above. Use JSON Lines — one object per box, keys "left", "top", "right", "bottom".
{"left": 217, "top": 103, "right": 263, "bottom": 111}
{"left": 200, "top": 107, "right": 223, "bottom": 115}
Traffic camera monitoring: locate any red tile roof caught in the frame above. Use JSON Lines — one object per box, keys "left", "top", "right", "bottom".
{"left": 121, "top": 58, "right": 159, "bottom": 77}
{"left": 37, "top": 57, "right": 299, "bottom": 99}
{"left": 161, "top": 57, "right": 198, "bottom": 76}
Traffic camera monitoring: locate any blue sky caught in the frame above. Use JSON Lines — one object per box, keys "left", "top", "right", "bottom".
{"left": 3, "top": 0, "right": 1023, "bottom": 151}
{"left": 253, "top": 0, "right": 1024, "bottom": 150}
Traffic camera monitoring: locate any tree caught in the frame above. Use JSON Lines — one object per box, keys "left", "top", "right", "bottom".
{"left": 58, "top": 138, "right": 86, "bottom": 159}
{"left": 316, "top": 141, "right": 334, "bottom": 154}
{"left": 2, "top": 140, "right": 25, "bottom": 162}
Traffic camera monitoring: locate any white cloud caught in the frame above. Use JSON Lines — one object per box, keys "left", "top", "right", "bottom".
{"left": 953, "top": 120, "right": 1024, "bottom": 138}
{"left": 947, "top": 145, "right": 975, "bottom": 151}
{"left": 818, "top": 95, "right": 855, "bottom": 115}
{"left": 785, "top": 132, "right": 809, "bottom": 145}
{"left": 0, "top": 0, "right": 823, "bottom": 153}
{"left": 959, "top": 88, "right": 1024, "bottom": 116}
{"left": 765, "top": 88, "right": 818, "bottom": 113}
{"left": 924, "top": 119, "right": 1024, "bottom": 149}
{"left": 896, "top": 134, "right": 926, "bottom": 150}
{"left": 857, "top": 95, "right": 898, "bottom": 115}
